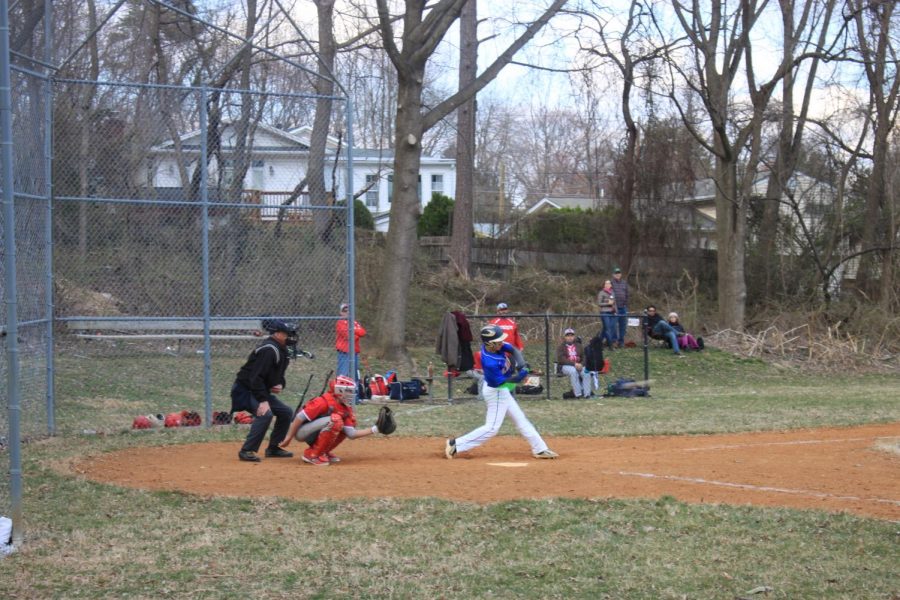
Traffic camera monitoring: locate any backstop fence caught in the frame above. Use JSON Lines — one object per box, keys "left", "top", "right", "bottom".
{"left": 1, "top": 6, "right": 355, "bottom": 544}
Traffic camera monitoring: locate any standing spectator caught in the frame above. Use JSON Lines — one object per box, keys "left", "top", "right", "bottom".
{"left": 610, "top": 267, "right": 630, "bottom": 348}
{"left": 335, "top": 303, "right": 366, "bottom": 377}
{"left": 642, "top": 305, "right": 684, "bottom": 357}
{"left": 597, "top": 280, "right": 616, "bottom": 349}
{"left": 667, "top": 312, "right": 703, "bottom": 351}
{"left": 490, "top": 302, "right": 524, "bottom": 350}
{"left": 231, "top": 319, "right": 298, "bottom": 462}
{"left": 556, "top": 328, "right": 592, "bottom": 398}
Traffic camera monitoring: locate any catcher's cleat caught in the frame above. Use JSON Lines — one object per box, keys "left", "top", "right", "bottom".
{"left": 533, "top": 449, "right": 559, "bottom": 459}
{"left": 324, "top": 452, "right": 341, "bottom": 464}
{"left": 238, "top": 450, "right": 261, "bottom": 463}
{"left": 301, "top": 454, "right": 331, "bottom": 467}
{"left": 265, "top": 447, "right": 294, "bottom": 458}
{"left": 444, "top": 438, "right": 457, "bottom": 459}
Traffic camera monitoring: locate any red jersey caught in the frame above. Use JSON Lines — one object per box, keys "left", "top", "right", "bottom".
{"left": 299, "top": 391, "right": 357, "bottom": 427}
{"left": 489, "top": 316, "right": 524, "bottom": 350}
{"left": 335, "top": 319, "right": 366, "bottom": 353}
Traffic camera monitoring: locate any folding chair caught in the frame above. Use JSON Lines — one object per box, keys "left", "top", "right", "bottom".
{"left": 591, "top": 358, "right": 612, "bottom": 394}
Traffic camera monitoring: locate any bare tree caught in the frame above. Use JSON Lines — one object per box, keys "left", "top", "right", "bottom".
{"left": 755, "top": 0, "right": 839, "bottom": 299}
{"left": 663, "top": 0, "right": 813, "bottom": 329}
{"left": 449, "top": 0, "right": 478, "bottom": 278}
{"left": 846, "top": 0, "right": 899, "bottom": 307}
{"left": 373, "top": 0, "right": 568, "bottom": 363}
{"left": 579, "top": 0, "right": 672, "bottom": 274}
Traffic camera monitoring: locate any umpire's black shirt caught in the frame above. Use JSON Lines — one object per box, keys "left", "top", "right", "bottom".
{"left": 234, "top": 337, "right": 290, "bottom": 403}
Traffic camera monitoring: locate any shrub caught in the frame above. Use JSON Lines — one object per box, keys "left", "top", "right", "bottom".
{"left": 418, "top": 192, "right": 454, "bottom": 237}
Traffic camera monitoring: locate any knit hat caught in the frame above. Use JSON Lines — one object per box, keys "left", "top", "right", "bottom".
{"left": 668, "top": 312, "right": 678, "bottom": 320}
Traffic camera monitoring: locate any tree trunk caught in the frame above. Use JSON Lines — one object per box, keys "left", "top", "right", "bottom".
{"left": 449, "top": 0, "right": 477, "bottom": 278}
{"left": 373, "top": 72, "right": 426, "bottom": 364}
{"left": 714, "top": 157, "right": 747, "bottom": 329}
{"left": 309, "top": 0, "right": 337, "bottom": 241}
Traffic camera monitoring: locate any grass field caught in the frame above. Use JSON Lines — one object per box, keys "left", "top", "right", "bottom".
{"left": 1, "top": 347, "right": 899, "bottom": 598}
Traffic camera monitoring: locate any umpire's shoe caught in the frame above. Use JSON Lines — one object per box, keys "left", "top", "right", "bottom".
{"left": 238, "top": 450, "right": 261, "bottom": 462}
{"left": 265, "top": 447, "right": 294, "bottom": 458}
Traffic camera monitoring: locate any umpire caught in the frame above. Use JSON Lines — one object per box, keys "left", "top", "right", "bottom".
{"left": 232, "top": 319, "right": 298, "bottom": 462}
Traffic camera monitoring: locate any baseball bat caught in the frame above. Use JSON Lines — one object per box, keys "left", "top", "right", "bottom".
{"left": 618, "top": 379, "right": 653, "bottom": 389}
{"left": 294, "top": 373, "right": 315, "bottom": 413}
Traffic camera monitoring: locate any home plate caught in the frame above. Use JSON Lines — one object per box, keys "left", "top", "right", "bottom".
{"left": 487, "top": 462, "right": 529, "bottom": 468}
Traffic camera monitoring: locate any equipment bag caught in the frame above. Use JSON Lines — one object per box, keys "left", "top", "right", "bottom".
{"left": 389, "top": 379, "right": 423, "bottom": 401}
{"left": 605, "top": 378, "right": 648, "bottom": 398}
{"left": 368, "top": 374, "right": 388, "bottom": 397}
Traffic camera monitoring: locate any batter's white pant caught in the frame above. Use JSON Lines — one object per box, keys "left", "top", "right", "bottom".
{"left": 454, "top": 385, "right": 549, "bottom": 455}
{"left": 561, "top": 365, "right": 592, "bottom": 397}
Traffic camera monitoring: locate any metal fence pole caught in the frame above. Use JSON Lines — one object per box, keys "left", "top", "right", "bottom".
{"left": 544, "top": 313, "right": 551, "bottom": 399}
{"left": 1, "top": 0, "right": 24, "bottom": 545}
{"left": 346, "top": 96, "right": 356, "bottom": 399}
{"left": 200, "top": 89, "right": 212, "bottom": 426}
{"left": 44, "top": 0, "right": 55, "bottom": 435}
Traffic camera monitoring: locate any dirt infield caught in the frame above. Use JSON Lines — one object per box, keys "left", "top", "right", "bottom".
{"left": 75, "top": 423, "right": 900, "bottom": 520}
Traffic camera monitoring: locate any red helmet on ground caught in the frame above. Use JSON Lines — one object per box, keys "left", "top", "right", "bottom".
{"left": 132, "top": 415, "right": 152, "bottom": 430}
{"left": 164, "top": 412, "right": 182, "bottom": 428}
{"left": 333, "top": 375, "right": 357, "bottom": 404}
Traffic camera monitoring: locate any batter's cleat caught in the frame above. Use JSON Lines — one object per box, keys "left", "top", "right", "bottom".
{"left": 324, "top": 452, "right": 341, "bottom": 464}
{"left": 301, "top": 453, "right": 331, "bottom": 467}
{"left": 533, "top": 449, "right": 559, "bottom": 459}
{"left": 444, "top": 438, "right": 457, "bottom": 459}
{"left": 238, "top": 450, "right": 261, "bottom": 462}
{"left": 265, "top": 447, "right": 294, "bottom": 458}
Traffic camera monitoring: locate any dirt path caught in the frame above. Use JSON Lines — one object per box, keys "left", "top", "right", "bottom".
{"left": 75, "top": 423, "right": 900, "bottom": 520}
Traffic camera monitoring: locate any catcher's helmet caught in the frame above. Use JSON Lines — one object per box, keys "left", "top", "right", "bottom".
{"left": 480, "top": 324, "right": 507, "bottom": 344}
{"left": 333, "top": 375, "right": 357, "bottom": 404}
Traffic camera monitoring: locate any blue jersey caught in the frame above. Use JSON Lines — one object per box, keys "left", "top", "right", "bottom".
{"left": 481, "top": 342, "right": 526, "bottom": 387}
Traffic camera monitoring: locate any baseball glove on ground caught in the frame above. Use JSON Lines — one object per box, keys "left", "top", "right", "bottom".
{"left": 376, "top": 406, "right": 396, "bottom": 435}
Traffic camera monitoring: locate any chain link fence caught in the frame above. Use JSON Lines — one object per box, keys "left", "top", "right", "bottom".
{"left": 435, "top": 313, "right": 651, "bottom": 401}
{"left": 51, "top": 80, "right": 351, "bottom": 431}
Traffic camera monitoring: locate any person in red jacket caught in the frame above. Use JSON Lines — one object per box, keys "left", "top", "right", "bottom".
{"left": 279, "top": 375, "right": 380, "bottom": 466}
{"left": 335, "top": 303, "right": 366, "bottom": 377}
{"left": 489, "top": 302, "right": 524, "bottom": 350}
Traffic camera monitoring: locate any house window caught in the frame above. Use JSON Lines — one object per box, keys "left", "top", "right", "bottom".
{"left": 387, "top": 174, "right": 393, "bottom": 203}
{"left": 365, "top": 174, "right": 378, "bottom": 207}
{"left": 431, "top": 173, "right": 443, "bottom": 194}
{"left": 221, "top": 159, "right": 235, "bottom": 187}
{"left": 250, "top": 160, "right": 264, "bottom": 190}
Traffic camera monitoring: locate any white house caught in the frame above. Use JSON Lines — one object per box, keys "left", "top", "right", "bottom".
{"left": 144, "top": 122, "right": 456, "bottom": 232}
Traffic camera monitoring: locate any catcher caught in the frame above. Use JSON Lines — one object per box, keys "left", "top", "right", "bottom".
{"left": 279, "top": 375, "right": 396, "bottom": 466}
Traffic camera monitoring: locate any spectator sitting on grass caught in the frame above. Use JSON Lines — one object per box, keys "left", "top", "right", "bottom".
{"left": 667, "top": 312, "right": 703, "bottom": 351}
{"left": 642, "top": 305, "right": 684, "bottom": 358}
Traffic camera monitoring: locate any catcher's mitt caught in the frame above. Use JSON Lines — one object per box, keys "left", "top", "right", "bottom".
{"left": 375, "top": 405, "right": 396, "bottom": 435}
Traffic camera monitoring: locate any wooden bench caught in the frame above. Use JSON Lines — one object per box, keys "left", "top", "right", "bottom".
{"left": 65, "top": 318, "right": 264, "bottom": 344}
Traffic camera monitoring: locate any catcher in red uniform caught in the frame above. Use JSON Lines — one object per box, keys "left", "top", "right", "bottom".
{"left": 279, "top": 375, "right": 395, "bottom": 466}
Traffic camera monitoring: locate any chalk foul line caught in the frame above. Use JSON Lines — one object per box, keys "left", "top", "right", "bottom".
{"left": 609, "top": 471, "right": 900, "bottom": 507}
{"left": 680, "top": 435, "right": 900, "bottom": 452}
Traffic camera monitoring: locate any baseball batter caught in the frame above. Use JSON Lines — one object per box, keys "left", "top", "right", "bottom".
{"left": 445, "top": 325, "right": 559, "bottom": 460}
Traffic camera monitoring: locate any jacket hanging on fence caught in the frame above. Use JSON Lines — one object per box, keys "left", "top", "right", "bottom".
{"left": 436, "top": 311, "right": 474, "bottom": 371}
{"left": 453, "top": 311, "right": 474, "bottom": 371}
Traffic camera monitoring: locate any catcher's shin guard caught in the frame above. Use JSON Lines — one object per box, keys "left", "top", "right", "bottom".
{"left": 326, "top": 432, "right": 347, "bottom": 454}
{"left": 305, "top": 413, "right": 344, "bottom": 458}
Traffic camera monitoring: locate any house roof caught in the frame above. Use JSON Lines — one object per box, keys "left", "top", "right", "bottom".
{"left": 152, "top": 122, "right": 310, "bottom": 153}
{"left": 151, "top": 122, "right": 453, "bottom": 166}
{"left": 525, "top": 196, "right": 604, "bottom": 215}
